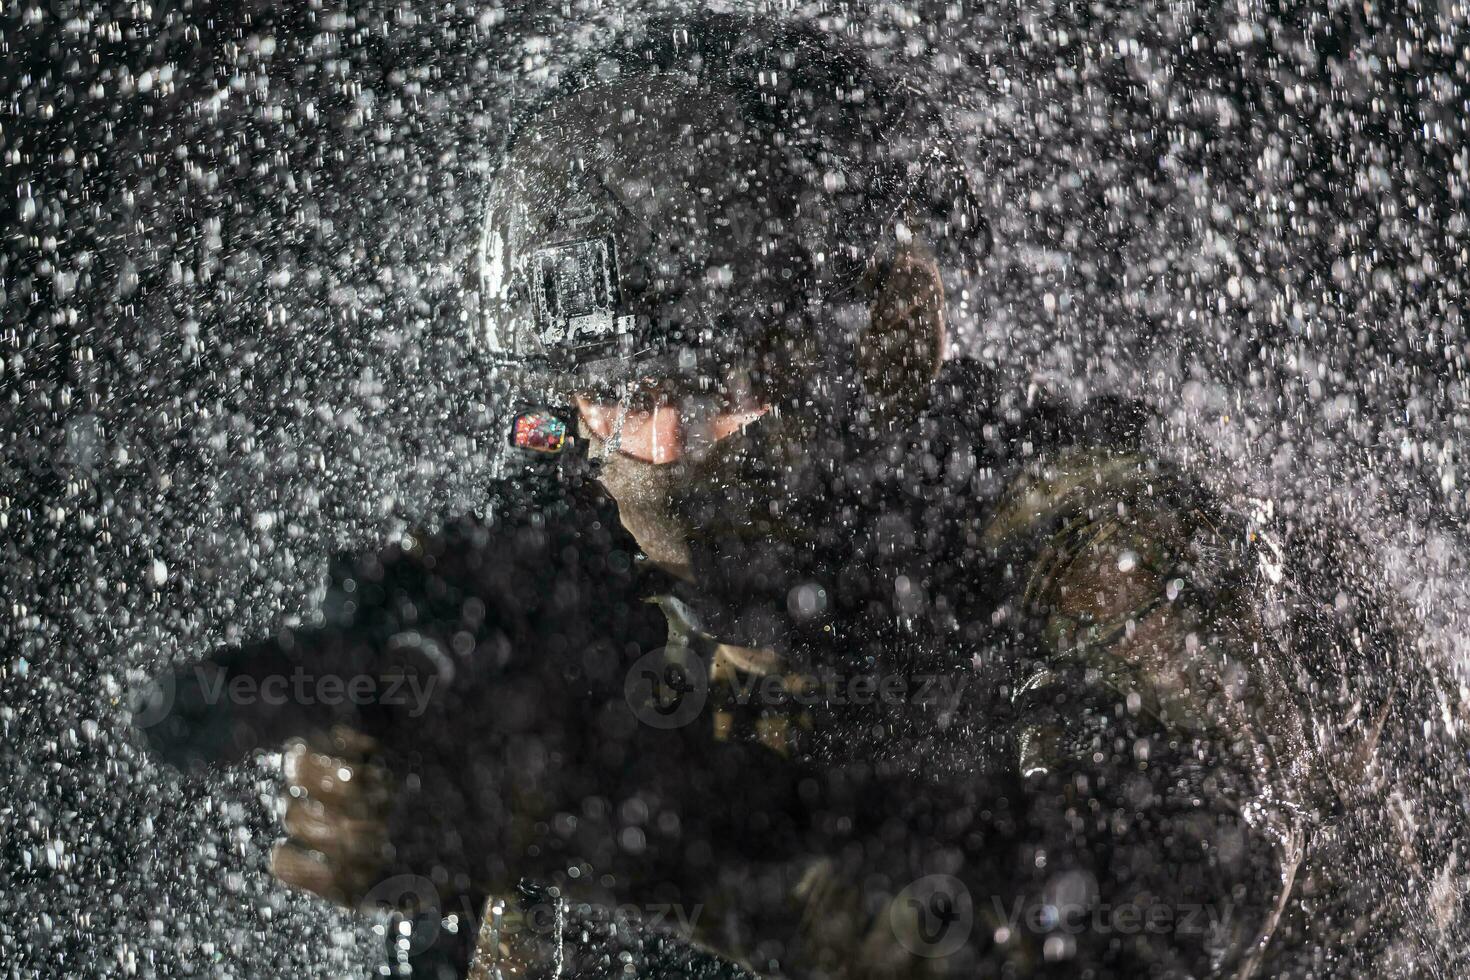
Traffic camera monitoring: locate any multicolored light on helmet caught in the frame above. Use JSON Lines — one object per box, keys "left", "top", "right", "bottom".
{"left": 511, "top": 410, "right": 570, "bottom": 456}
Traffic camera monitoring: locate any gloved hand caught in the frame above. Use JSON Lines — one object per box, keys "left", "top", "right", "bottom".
{"left": 134, "top": 476, "right": 657, "bottom": 873}
{"left": 267, "top": 726, "right": 395, "bottom": 907}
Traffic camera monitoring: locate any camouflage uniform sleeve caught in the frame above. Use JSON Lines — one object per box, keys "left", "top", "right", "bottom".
{"left": 1000, "top": 450, "right": 1313, "bottom": 787}
{"left": 988, "top": 448, "right": 1320, "bottom": 974}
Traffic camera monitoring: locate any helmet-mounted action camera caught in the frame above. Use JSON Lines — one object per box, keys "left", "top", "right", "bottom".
{"left": 525, "top": 235, "right": 638, "bottom": 353}
{"left": 502, "top": 236, "right": 636, "bottom": 462}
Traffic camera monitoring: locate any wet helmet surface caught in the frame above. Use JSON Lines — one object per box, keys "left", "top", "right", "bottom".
{"left": 476, "top": 14, "right": 990, "bottom": 398}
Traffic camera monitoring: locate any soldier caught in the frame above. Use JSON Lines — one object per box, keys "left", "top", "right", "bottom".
{"left": 138, "top": 13, "right": 1453, "bottom": 980}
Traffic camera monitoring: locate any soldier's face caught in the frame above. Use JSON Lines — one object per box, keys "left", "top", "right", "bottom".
{"left": 576, "top": 369, "right": 773, "bottom": 580}
{"left": 574, "top": 239, "right": 949, "bottom": 592}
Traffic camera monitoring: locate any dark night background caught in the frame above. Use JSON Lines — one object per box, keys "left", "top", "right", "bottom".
{"left": 4, "top": 0, "right": 1469, "bottom": 975}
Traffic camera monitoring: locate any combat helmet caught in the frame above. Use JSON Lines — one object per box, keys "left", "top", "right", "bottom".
{"left": 475, "top": 13, "right": 990, "bottom": 466}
